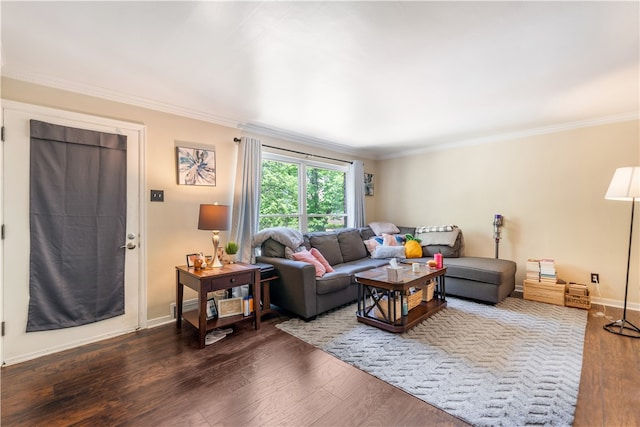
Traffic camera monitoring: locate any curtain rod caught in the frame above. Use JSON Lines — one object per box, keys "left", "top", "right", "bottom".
{"left": 234, "top": 137, "right": 353, "bottom": 164}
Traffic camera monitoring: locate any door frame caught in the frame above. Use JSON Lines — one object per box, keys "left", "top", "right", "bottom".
{"left": 0, "top": 100, "right": 147, "bottom": 363}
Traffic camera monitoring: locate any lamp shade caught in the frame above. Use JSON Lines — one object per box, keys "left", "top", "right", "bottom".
{"left": 197, "top": 204, "right": 230, "bottom": 231}
{"left": 605, "top": 167, "right": 640, "bottom": 201}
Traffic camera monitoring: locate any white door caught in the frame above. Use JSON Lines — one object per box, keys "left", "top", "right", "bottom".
{"left": 2, "top": 101, "right": 146, "bottom": 365}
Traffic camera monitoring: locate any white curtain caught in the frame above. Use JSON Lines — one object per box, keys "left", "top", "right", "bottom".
{"left": 348, "top": 160, "right": 366, "bottom": 228}
{"left": 230, "top": 137, "right": 262, "bottom": 263}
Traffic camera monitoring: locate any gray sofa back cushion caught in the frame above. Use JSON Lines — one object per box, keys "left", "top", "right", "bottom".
{"left": 357, "top": 226, "right": 376, "bottom": 241}
{"left": 261, "top": 238, "right": 286, "bottom": 258}
{"left": 308, "top": 232, "right": 344, "bottom": 265}
{"left": 338, "top": 229, "right": 368, "bottom": 263}
{"left": 422, "top": 232, "right": 463, "bottom": 258}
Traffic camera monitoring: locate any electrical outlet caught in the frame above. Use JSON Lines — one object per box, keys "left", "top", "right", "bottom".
{"left": 591, "top": 273, "right": 599, "bottom": 284}
{"left": 150, "top": 190, "right": 164, "bottom": 202}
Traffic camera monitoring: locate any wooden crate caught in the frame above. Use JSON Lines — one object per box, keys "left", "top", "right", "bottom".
{"left": 565, "top": 283, "right": 591, "bottom": 309}
{"left": 523, "top": 280, "right": 565, "bottom": 306}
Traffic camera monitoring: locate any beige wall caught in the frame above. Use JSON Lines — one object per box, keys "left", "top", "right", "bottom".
{"left": 3, "top": 77, "right": 637, "bottom": 313}
{"left": 375, "top": 120, "right": 640, "bottom": 307}
{"left": 1, "top": 78, "right": 377, "bottom": 320}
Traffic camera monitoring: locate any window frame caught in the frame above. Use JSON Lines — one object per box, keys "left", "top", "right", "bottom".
{"left": 260, "top": 152, "right": 351, "bottom": 233}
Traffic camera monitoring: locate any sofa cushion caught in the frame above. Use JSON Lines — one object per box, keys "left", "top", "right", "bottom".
{"left": 418, "top": 229, "right": 463, "bottom": 258}
{"left": 444, "top": 257, "right": 516, "bottom": 285}
{"left": 261, "top": 238, "right": 286, "bottom": 258}
{"left": 333, "top": 258, "right": 390, "bottom": 275}
{"left": 357, "top": 226, "right": 376, "bottom": 241}
{"left": 315, "top": 272, "right": 352, "bottom": 295}
{"left": 422, "top": 245, "right": 460, "bottom": 258}
{"left": 338, "top": 229, "right": 368, "bottom": 262}
{"left": 308, "top": 232, "right": 344, "bottom": 266}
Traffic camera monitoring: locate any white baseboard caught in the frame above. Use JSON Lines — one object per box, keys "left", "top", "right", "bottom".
{"left": 146, "top": 298, "right": 200, "bottom": 329}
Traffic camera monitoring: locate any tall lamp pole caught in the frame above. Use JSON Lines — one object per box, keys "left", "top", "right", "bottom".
{"left": 493, "top": 214, "right": 503, "bottom": 259}
{"left": 603, "top": 166, "right": 640, "bottom": 338}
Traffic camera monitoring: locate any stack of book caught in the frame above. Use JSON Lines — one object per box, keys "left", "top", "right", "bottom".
{"left": 526, "top": 259, "right": 541, "bottom": 281}
{"left": 539, "top": 259, "right": 557, "bottom": 283}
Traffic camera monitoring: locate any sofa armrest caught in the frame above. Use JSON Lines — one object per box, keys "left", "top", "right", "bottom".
{"left": 255, "top": 256, "right": 318, "bottom": 320}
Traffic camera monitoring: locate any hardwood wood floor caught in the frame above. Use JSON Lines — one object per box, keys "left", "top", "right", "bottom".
{"left": 2, "top": 304, "right": 639, "bottom": 426}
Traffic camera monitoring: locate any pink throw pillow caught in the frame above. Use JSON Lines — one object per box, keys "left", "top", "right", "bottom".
{"left": 291, "top": 250, "right": 326, "bottom": 277}
{"left": 310, "top": 248, "right": 335, "bottom": 273}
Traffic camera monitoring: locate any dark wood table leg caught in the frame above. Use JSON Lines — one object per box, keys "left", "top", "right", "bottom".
{"left": 176, "top": 271, "right": 183, "bottom": 329}
{"left": 198, "top": 289, "right": 207, "bottom": 349}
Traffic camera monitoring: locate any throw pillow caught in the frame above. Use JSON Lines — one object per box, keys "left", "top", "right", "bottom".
{"left": 363, "top": 238, "right": 380, "bottom": 255}
{"left": 291, "top": 249, "right": 326, "bottom": 277}
{"left": 405, "top": 240, "right": 423, "bottom": 258}
{"left": 382, "top": 234, "right": 398, "bottom": 246}
{"left": 371, "top": 245, "right": 406, "bottom": 259}
{"left": 368, "top": 221, "right": 400, "bottom": 236}
{"left": 310, "top": 248, "right": 335, "bottom": 273}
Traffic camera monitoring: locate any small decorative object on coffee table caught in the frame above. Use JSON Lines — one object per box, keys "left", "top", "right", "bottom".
{"left": 355, "top": 265, "right": 447, "bottom": 333}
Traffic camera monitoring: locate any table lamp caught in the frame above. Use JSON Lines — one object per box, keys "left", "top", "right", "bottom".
{"left": 603, "top": 166, "right": 640, "bottom": 338}
{"left": 198, "top": 204, "right": 230, "bottom": 268}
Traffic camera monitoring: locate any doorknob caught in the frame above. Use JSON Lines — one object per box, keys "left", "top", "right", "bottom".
{"left": 120, "top": 242, "right": 137, "bottom": 250}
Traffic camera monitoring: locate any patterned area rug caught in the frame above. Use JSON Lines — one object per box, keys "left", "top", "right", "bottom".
{"left": 276, "top": 297, "right": 588, "bottom": 427}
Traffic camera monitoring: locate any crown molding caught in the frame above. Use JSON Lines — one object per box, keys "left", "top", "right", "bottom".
{"left": 3, "top": 69, "right": 381, "bottom": 159}
{"left": 238, "top": 122, "right": 380, "bottom": 160}
{"left": 2, "top": 69, "right": 242, "bottom": 129}
{"left": 380, "top": 111, "right": 640, "bottom": 160}
{"left": 4, "top": 70, "right": 637, "bottom": 162}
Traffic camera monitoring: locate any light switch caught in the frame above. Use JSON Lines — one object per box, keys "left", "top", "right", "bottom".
{"left": 150, "top": 190, "right": 164, "bottom": 202}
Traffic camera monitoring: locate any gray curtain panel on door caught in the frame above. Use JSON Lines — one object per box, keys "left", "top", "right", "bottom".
{"left": 27, "top": 120, "right": 127, "bottom": 332}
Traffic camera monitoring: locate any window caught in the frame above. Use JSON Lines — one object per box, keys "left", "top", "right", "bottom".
{"left": 260, "top": 153, "right": 349, "bottom": 232}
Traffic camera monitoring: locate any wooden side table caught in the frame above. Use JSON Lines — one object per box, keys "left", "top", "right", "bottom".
{"left": 176, "top": 263, "right": 261, "bottom": 348}
{"left": 259, "top": 275, "right": 279, "bottom": 318}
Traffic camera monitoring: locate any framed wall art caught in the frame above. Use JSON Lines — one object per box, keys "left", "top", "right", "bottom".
{"left": 365, "top": 173, "right": 374, "bottom": 196}
{"left": 176, "top": 146, "right": 216, "bottom": 186}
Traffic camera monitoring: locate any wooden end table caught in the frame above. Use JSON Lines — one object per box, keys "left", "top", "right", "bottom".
{"left": 259, "top": 274, "right": 279, "bottom": 318}
{"left": 176, "top": 263, "right": 261, "bottom": 348}
{"left": 355, "top": 265, "right": 447, "bottom": 333}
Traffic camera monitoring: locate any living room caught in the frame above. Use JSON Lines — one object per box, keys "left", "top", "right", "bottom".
{"left": 1, "top": 1, "right": 639, "bottom": 425}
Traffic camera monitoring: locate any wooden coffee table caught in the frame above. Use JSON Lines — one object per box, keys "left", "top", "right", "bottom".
{"left": 355, "top": 265, "right": 447, "bottom": 333}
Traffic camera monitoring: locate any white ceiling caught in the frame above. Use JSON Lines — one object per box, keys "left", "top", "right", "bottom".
{"left": 2, "top": 1, "right": 639, "bottom": 158}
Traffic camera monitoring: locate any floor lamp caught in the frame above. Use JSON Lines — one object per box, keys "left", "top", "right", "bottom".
{"left": 603, "top": 166, "right": 640, "bottom": 338}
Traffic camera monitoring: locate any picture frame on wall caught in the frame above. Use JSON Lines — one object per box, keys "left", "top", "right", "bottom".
{"left": 176, "top": 146, "right": 216, "bottom": 186}
{"left": 365, "top": 173, "right": 374, "bottom": 196}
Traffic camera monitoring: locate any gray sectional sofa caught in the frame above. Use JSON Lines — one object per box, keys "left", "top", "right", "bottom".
{"left": 255, "top": 225, "right": 516, "bottom": 320}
